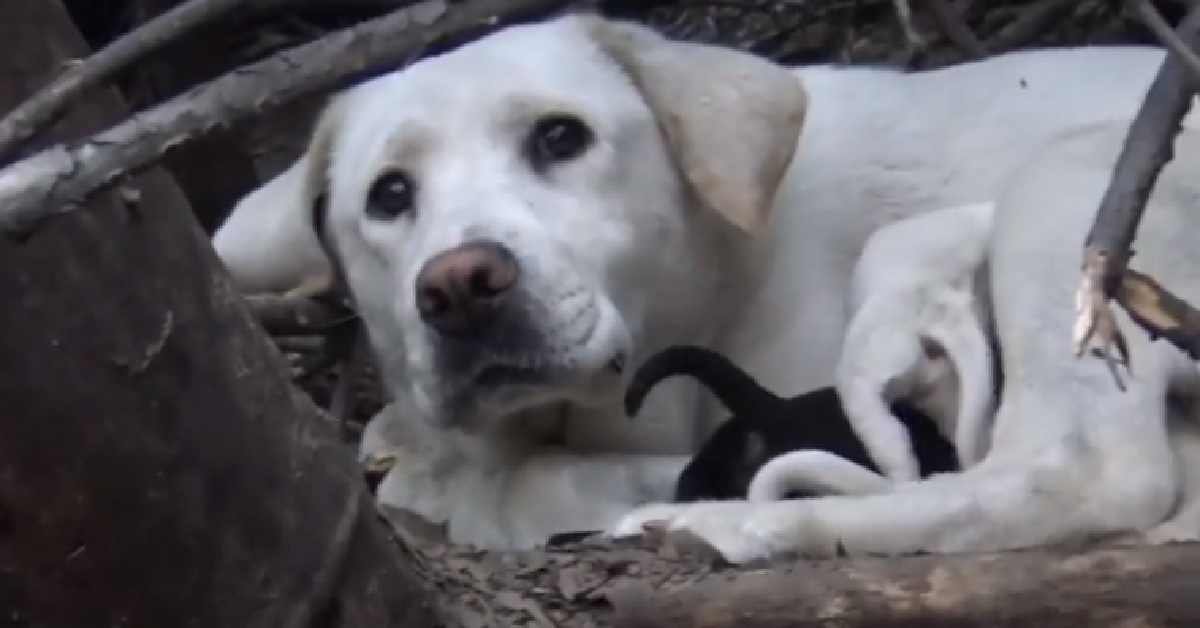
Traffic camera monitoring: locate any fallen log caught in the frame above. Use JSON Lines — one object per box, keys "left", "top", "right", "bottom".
{"left": 609, "top": 543, "right": 1200, "bottom": 627}
{"left": 370, "top": 517, "right": 1200, "bottom": 628}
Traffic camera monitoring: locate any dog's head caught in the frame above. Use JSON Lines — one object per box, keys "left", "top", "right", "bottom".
{"left": 268, "top": 15, "right": 807, "bottom": 429}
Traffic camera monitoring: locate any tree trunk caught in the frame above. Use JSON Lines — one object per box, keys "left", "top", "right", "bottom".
{"left": 0, "top": 1, "right": 439, "bottom": 626}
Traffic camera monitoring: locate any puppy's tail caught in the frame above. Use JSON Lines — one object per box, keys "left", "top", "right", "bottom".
{"left": 625, "top": 345, "right": 779, "bottom": 418}
{"left": 922, "top": 293, "right": 997, "bottom": 469}
{"left": 746, "top": 449, "right": 894, "bottom": 501}
{"left": 836, "top": 307, "right": 926, "bottom": 482}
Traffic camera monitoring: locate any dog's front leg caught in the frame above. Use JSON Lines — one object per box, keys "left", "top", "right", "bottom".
{"left": 492, "top": 451, "right": 690, "bottom": 548}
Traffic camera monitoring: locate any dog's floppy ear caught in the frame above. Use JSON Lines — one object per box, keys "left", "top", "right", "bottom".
{"left": 585, "top": 17, "right": 808, "bottom": 234}
{"left": 211, "top": 96, "right": 351, "bottom": 298}
{"left": 304, "top": 97, "right": 358, "bottom": 304}
{"left": 302, "top": 96, "right": 342, "bottom": 255}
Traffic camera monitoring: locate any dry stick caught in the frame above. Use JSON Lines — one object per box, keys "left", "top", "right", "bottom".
{"left": 329, "top": 326, "right": 369, "bottom": 438}
{"left": 1084, "top": 2, "right": 1200, "bottom": 286}
{"left": 609, "top": 544, "right": 1200, "bottom": 628}
{"left": 247, "top": 294, "right": 348, "bottom": 336}
{"left": 1116, "top": 268, "right": 1200, "bottom": 360}
{"left": 0, "top": 0, "right": 264, "bottom": 164}
{"left": 0, "top": 0, "right": 569, "bottom": 238}
{"left": 1131, "top": 0, "right": 1200, "bottom": 80}
{"left": 1076, "top": 3, "right": 1200, "bottom": 372}
{"left": 927, "top": 0, "right": 989, "bottom": 59}
{"left": 985, "top": 0, "right": 1074, "bottom": 54}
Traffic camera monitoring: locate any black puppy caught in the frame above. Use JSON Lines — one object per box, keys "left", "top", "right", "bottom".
{"left": 626, "top": 345, "right": 960, "bottom": 502}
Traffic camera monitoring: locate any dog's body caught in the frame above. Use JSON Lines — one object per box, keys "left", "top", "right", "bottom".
{"left": 216, "top": 15, "right": 1198, "bottom": 555}
{"left": 837, "top": 200, "right": 996, "bottom": 482}
{"left": 614, "top": 122, "right": 1200, "bottom": 560}
{"left": 626, "top": 345, "right": 958, "bottom": 502}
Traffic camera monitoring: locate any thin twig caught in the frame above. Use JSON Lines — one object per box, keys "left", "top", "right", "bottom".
{"left": 330, "top": 325, "right": 369, "bottom": 439}
{"left": 986, "top": 0, "right": 1075, "bottom": 54}
{"left": 0, "top": 0, "right": 570, "bottom": 238}
{"left": 275, "top": 336, "right": 327, "bottom": 354}
{"left": 1116, "top": 268, "right": 1200, "bottom": 361}
{"left": 292, "top": 345, "right": 345, "bottom": 381}
{"left": 1129, "top": 0, "right": 1200, "bottom": 82}
{"left": 0, "top": 0, "right": 267, "bottom": 164}
{"left": 928, "top": 0, "right": 989, "bottom": 59}
{"left": 1074, "top": 251, "right": 1131, "bottom": 389}
{"left": 247, "top": 294, "right": 351, "bottom": 336}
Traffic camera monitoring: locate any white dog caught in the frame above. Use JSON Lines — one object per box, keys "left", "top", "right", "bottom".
{"left": 836, "top": 200, "right": 996, "bottom": 482}
{"left": 215, "top": 14, "right": 1190, "bottom": 554}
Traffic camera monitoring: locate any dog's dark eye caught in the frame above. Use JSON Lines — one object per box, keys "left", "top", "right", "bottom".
{"left": 529, "top": 114, "right": 594, "bottom": 169}
{"left": 366, "top": 171, "right": 417, "bottom": 220}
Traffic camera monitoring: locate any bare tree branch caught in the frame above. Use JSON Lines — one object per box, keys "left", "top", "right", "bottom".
{"left": 330, "top": 325, "right": 369, "bottom": 439}
{"left": 986, "top": 0, "right": 1075, "bottom": 54}
{"left": 246, "top": 293, "right": 352, "bottom": 336}
{"left": 1131, "top": 0, "right": 1200, "bottom": 81}
{"left": 0, "top": 0, "right": 265, "bottom": 164}
{"left": 928, "top": 0, "right": 989, "bottom": 60}
{"left": 1087, "top": 0, "right": 1200, "bottom": 276}
{"left": 1074, "top": 2, "right": 1200, "bottom": 373}
{"left": 0, "top": 0, "right": 570, "bottom": 238}
{"left": 1116, "top": 268, "right": 1200, "bottom": 360}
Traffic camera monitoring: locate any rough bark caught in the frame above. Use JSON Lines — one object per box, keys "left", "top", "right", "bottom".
{"left": 607, "top": 543, "right": 1200, "bottom": 627}
{"left": 372, "top": 519, "right": 1200, "bottom": 628}
{"left": 1116, "top": 268, "right": 1200, "bottom": 361}
{"left": 0, "top": 1, "right": 440, "bottom": 627}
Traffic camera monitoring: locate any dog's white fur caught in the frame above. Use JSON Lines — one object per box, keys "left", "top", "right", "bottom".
{"left": 358, "top": 403, "right": 684, "bottom": 548}
{"left": 214, "top": 153, "right": 334, "bottom": 297}
{"left": 216, "top": 15, "right": 1199, "bottom": 555}
{"left": 835, "top": 200, "right": 996, "bottom": 482}
{"left": 741, "top": 201, "right": 995, "bottom": 502}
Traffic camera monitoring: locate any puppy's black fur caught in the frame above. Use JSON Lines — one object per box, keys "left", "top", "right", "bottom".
{"left": 626, "top": 345, "right": 960, "bottom": 502}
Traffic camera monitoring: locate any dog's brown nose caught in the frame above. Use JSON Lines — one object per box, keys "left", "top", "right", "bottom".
{"left": 415, "top": 240, "right": 519, "bottom": 336}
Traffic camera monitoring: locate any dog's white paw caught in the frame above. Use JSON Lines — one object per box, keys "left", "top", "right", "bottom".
{"left": 609, "top": 501, "right": 813, "bottom": 564}
{"left": 609, "top": 502, "right": 693, "bottom": 538}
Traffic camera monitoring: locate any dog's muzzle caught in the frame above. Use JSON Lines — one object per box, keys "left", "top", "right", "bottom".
{"left": 415, "top": 239, "right": 519, "bottom": 338}
{"left": 413, "top": 239, "right": 628, "bottom": 408}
